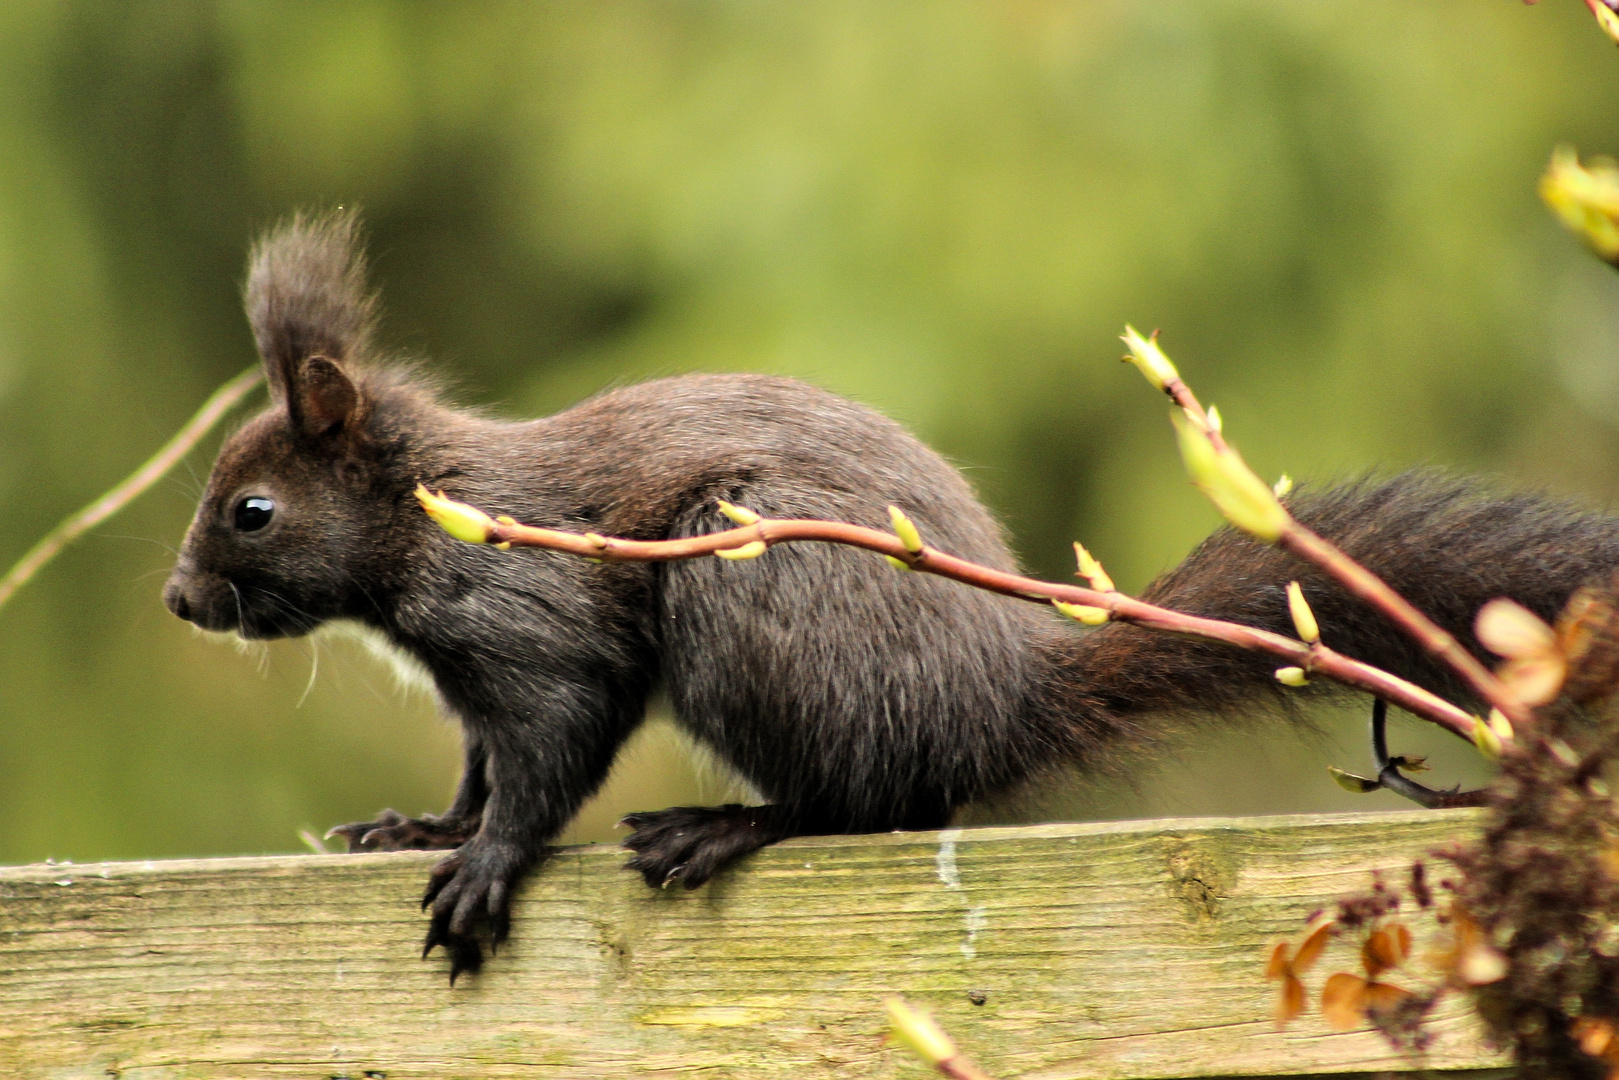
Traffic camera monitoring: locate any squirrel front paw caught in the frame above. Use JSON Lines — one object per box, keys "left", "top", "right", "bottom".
{"left": 325, "top": 808, "right": 478, "bottom": 852}
{"left": 420, "top": 838, "right": 533, "bottom": 984}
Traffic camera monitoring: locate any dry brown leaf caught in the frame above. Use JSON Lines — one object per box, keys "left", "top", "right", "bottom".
{"left": 1428, "top": 907, "right": 1507, "bottom": 987}
{"left": 1321, "top": 972, "right": 1369, "bottom": 1031}
{"left": 1294, "top": 917, "right": 1336, "bottom": 972}
{"left": 1265, "top": 939, "right": 1292, "bottom": 980}
{"left": 1362, "top": 921, "right": 1412, "bottom": 978}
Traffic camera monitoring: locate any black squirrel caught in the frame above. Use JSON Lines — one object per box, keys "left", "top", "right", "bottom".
{"left": 164, "top": 211, "right": 1619, "bottom": 979}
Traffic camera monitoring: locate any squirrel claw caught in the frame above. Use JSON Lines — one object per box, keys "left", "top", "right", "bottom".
{"left": 327, "top": 809, "right": 475, "bottom": 853}
{"left": 422, "top": 923, "right": 446, "bottom": 960}
{"left": 622, "top": 803, "right": 795, "bottom": 891}
{"left": 419, "top": 840, "right": 528, "bottom": 984}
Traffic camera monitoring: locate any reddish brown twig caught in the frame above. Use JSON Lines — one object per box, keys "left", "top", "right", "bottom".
{"left": 934, "top": 1055, "right": 998, "bottom": 1080}
{"left": 1120, "top": 326, "right": 1231, "bottom": 453}
{"left": 1279, "top": 525, "right": 1528, "bottom": 727}
{"left": 1158, "top": 369, "right": 1532, "bottom": 731}
{"left": 464, "top": 508, "right": 1479, "bottom": 743}
{"left": 0, "top": 366, "right": 264, "bottom": 612}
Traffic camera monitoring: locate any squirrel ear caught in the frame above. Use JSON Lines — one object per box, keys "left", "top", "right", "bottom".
{"left": 243, "top": 208, "right": 378, "bottom": 438}
{"left": 294, "top": 355, "right": 364, "bottom": 442}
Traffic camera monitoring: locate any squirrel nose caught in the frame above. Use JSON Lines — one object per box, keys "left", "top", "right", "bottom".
{"left": 163, "top": 572, "right": 193, "bottom": 622}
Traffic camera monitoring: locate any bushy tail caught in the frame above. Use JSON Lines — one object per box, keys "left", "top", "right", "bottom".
{"left": 1036, "top": 472, "right": 1619, "bottom": 762}
{"left": 243, "top": 208, "right": 377, "bottom": 399}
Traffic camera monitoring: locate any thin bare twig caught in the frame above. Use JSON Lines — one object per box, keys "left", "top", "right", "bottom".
{"left": 0, "top": 366, "right": 264, "bottom": 612}
{"left": 1365, "top": 698, "right": 1489, "bottom": 809}
{"left": 457, "top": 507, "right": 1479, "bottom": 743}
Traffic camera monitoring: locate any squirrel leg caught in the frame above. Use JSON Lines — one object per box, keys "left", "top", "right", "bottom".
{"left": 418, "top": 753, "right": 539, "bottom": 983}
{"left": 326, "top": 735, "right": 488, "bottom": 852}
{"left": 620, "top": 804, "right": 805, "bottom": 889}
{"left": 420, "top": 704, "right": 636, "bottom": 982}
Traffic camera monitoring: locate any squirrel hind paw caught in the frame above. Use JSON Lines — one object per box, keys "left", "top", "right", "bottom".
{"left": 621, "top": 803, "right": 793, "bottom": 890}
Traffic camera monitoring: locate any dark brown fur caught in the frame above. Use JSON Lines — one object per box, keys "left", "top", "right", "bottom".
{"left": 165, "top": 211, "right": 1619, "bottom": 980}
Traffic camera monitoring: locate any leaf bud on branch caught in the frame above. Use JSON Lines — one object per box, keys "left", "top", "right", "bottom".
{"left": 715, "top": 541, "right": 768, "bottom": 561}
{"left": 1073, "top": 542, "right": 1115, "bottom": 593}
{"left": 1582, "top": 0, "right": 1619, "bottom": 46}
{"left": 885, "top": 997, "right": 997, "bottom": 1080}
{"left": 1541, "top": 146, "right": 1619, "bottom": 267}
{"left": 416, "top": 485, "right": 497, "bottom": 544}
{"left": 889, "top": 505, "right": 924, "bottom": 554}
{"left": 1288, "top": 581, "right": 1320, "bottom": 644}
{"left": 1120, "top": 325, "right": 1180, "bottom": 393}
{"left": 1328, "top": 766, "right": 1381, "bottom": 794}
{"left": 716, "top": 500, "right": 762, "bottom": 526}
{"left": 1470, "top": 715, "right": 1506, "bottom": 760}
{"left": 884, "top": 997, "right": 957, "bottom": 1066}
{"left": 1053, "top": 599, "right": 1110, "bottom": 625}
{"left": 1171, "top": 409, "right": 1289, "bottom": 543}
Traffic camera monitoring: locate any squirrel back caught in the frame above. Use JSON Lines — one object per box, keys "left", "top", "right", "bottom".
{"left": 165, "top": 211, "right": 1619, "bottom": 977}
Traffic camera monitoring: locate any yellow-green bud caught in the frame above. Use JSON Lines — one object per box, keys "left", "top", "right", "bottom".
{"left": 1487, "top": 708, "right": 1515, "bottom": 744}
{"left": 1053, "top": 599, "right": 1110, "bottom": 625}
{"left": 1327, "top": 765, "right": 1380, "bottom": 794}
{"left": 1471, "top": 715, "right": 1504, "bottom": 760}
{"left": 1120, "top": 325, "right": 1180, "bottom": 392}
{"left": 1286, "top": 581, "right": 1320, "bottom": 644}
{"left": 1541, "top": 146, "right": 1619, "bottom": 263}
{"left": 716, "top": 500, "right": 762, "bottom": 526}
{"left": 889, "top": 505, "right": 924, "bottom": 554}
{"left": 1073, "top": 542, "right": 1115, "bottom": 593}
{"left": 884, "top": 555, "right": 912, "bottom": 571}
{"left": 1274, "top": 666, "right": 1309, "bottom": 687}
{"left": 884, "top": 997, "right": 957, "bottom": 1067}
{"left": 715, "top": 540, "right": 768, "bottom": 561}
{"left": 1171, "top": 410, "right": 1290, "bottom": 543}
{"left": 415, "top": 485, "right": 494, "bottom": 544}
{"left": 1273, "top": 474, "right": 1293, "bottom": 498}
{"left": 1590, "top": 0, "right": 1619, "bottom": 44}
{"left": 1205, "top": 404, "right": 1223, "bottom": 434}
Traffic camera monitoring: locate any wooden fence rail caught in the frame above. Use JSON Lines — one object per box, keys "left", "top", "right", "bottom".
{"left": 0, "top": 809, "right": 1507, "bottom": 1079}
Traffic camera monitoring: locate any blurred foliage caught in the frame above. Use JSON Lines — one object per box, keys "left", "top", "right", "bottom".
{"left": 2, "top": 0, "right": 1618, "bottom": 864}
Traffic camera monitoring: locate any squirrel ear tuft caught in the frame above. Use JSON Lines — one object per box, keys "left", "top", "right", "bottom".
{"left": 243, "top": 208, "right": 377, "bottom": 425}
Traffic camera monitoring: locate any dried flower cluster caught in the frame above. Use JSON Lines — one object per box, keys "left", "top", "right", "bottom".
{"left": 1447, "top": 583, "right": 1619, "bottom": 1079}
{"left": 1270, "top": 578, "right": 1619, "bottom": 1078}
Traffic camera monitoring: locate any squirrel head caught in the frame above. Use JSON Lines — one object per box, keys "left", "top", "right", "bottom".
{"left": 165, "top": 210, "right": 401, "bottom": 640}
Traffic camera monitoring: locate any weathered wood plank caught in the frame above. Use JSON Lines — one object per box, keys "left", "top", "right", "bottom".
{"left": 0, "top": 810, "right": 1502, "bottom": 1079}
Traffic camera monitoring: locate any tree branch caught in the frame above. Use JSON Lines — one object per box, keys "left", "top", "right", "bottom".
{"left": 417, "top": 489, "right": 1481, "bottom": 744}
{"left": 0, "top": 366, "right": 264, "bottom": 613}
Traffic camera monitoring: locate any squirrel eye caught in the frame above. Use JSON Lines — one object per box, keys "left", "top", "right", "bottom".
{"left": 233, "top": 496, "right": 276, "bottom": 532}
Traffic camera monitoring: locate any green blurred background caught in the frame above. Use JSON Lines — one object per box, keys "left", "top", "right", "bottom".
{"left": 3, "top": 0, "right": 1618, "bottom": 865}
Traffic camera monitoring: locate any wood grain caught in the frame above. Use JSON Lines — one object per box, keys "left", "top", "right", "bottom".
{"left": 0, "top": 810, "right": 1505, "bottom": 1079}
